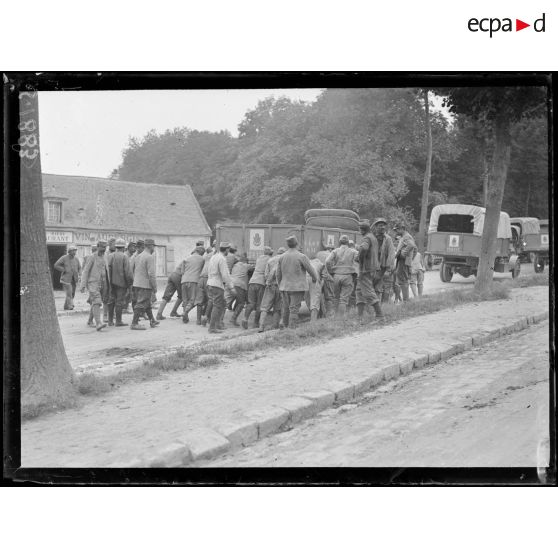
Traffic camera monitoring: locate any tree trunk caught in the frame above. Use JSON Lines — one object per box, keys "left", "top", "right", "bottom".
{"left": 474, "top": 114, "right": 512, "bottom": 293}
{"left": 417, "top": 89, "right": 433, "bottom": 254}
{"left": 19, "top": 91, "right": 76, "bottom": 417}
{"left": 525, "top": 182, "right": 531, "bottom": 215}
{"left": 482, "top": 153, "right": 489, "bottom": 206}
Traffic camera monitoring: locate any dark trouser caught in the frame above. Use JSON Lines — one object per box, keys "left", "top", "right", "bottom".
{"left": 333, "top": 274, "right": 354, "bottom": 317}
{"left": 208, "top": 285, "right": 225, "bottom": 331}
{"left": 322, "top": 276, "right": 334, "bottom": 316}
{"left": 244, "top": 283, "right": 265, "bottom": 323}
{"left": 396, "top": 259, "right": 411, "bottom": 301}
{"left": 195, "top": 276, "right": 209, "bottom": 311}
{"left": 132, "top": 287, "right": 154, "bottom": 324}
{"left": 111, "top": 285, "right": 128, "bottom": 323}
{"left": 281, "top": 291, "right": 305, "bottom": 328}
{"left": 131, "top": 286, "right": 138, "bottom": 310}
{"left": 163, "top": 278, "right": 182, "bottom": 303}
{"left": 356, "top": 272, "right": 380, "bottom": 307}
{"left": 372, "top": 270, "right": 386, "bottom": 302}
{"left": 348, "top": 273, "right": 357, "bottom": 308}
{"left": 232, "top": 287, "right": 247, "bottom": 319}
{"left": 62, "top": 280, "right": 76, "bottom": 309}
{"left": 181, "top": 282, "right": 198, "bottom": 313}
{"left": 259, "top": 283, "right": 282, "bottom": 329}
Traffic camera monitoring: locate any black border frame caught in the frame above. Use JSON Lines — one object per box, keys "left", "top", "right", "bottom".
{"left": 3, "top": 72, "right": 556, "bottom": 486}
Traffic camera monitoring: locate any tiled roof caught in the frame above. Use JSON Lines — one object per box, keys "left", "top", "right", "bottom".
{"left": 42, "top": 174, "right": 211, "bottom": 236}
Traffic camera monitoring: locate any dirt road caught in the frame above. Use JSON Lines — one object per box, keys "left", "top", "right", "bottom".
{"left": 56, "top": 266, "right": 541, "bottom": 369}
{"left": 209, "top": 323, "right": 550, "bottom": 468}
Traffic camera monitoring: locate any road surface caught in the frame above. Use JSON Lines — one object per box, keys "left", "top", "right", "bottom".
{"left": 56, "top": 266, "right": 541, "bottom": 369}
{"left": 209, "top": 322, "right": 550, "bottom": 468}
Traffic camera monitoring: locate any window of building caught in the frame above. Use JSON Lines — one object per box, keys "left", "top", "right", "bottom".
{"left": 154, "top": 246, "right": 167, "bottom": 276}
{"left": 47, "top": 201, "right": 62, "bottom": 224}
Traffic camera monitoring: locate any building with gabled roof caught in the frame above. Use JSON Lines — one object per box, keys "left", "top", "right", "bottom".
{"left": 42, "top": 174, "right": 211, "bottom": 286}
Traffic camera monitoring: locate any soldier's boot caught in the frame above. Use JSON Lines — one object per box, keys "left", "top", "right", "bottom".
{"left": 337, "top": 302, "right": 347, "bottom": 321}
{"left": 93, "top": 305, "right": 106, "bottom": 331}
{"left": 288, "top": 312, "right": 299, "bottom": 329}
{"left": 232, "top": 305, "right": 243, "bottom": 327}
{"left": 258, "top": 310, "right": 268, "bottom": 332}
{"left": 182, "top": 304, "right": 192, "bottom": 323}
{"left": 208, "top": 307, "right": 222, "bottom": 333}
{"left": 310, "top": 309, "right": 319, "bottom": 322}
{"left": 242, "top": 307, "right": 252, "bottom": 329}
{"left": 401, "top": 284, "right": 410, "bottom": 302}
{"left": 107, "top": 303, "right": 115, "bottom": 326}
{"left": 170, "top": 298, "right": 182, "bottom": 317}
{"left": 357, "top": 303, "right": 367, "bottom": 326}
{"left": 410, "top": 283, "right": 418, "bottom": 298}
{"left": 87, "top": 308, "right": 95, "bottom": 327}
{"left": 196, "top": 306, "right": 203, "bottom": 325}
{"left": 146, "top": 308, "right": 159, "bottom": 328}
{"left": 253, "top": 311, "right": 261, "bottom": 329}
{"left": 130, "top": 309, "right": 146, "bottom": 330}
{"left": 272, "top": 310, "right": 282, "bottom": 330}
{"left": 115, "top": 306, "right": 128, "bottom": 326}
{"left": 103, "top": 303, "right": 109, "bottom": 323}
{"left": 282, "top": 307, "right": 289, "bottom": 330}
{"left": 373, "top": 302, "right": 384, "bottom": 320}
{"left": 393, "top": 284, "right": 402, "bottom": 302}
{"left": 156, "top": 299, "right": 168, "bottom": 320}
{"left": 325, "top": 300, "right": 334, "bottom": 318}
{"left": 381, "top": 290, "right": 391, "bottom": 304}
{"left": 418, "top": 284, "right": 424, "bottom": 297}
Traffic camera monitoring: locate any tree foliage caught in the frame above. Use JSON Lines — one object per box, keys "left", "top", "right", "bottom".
{"left": 116, "top": 87, "right": 548, "bottom": 235}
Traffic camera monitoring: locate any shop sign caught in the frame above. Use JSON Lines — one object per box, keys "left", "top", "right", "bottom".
{"left": 46, "top": 230, "right": 73, "bottom": 243}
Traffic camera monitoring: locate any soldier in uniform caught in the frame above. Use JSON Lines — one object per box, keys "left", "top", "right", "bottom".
{"left": 306, "top": 256, "right": 324, "bottom": 322}
{"left": 207, "top": 241, "right": 236, "bottom": 334}
{"left": 197, "top": 247, "right": 214, "bottom": 326}
{"left": 80, "top": 240, "right": 111, "bottom": 331}
{"left": 131, "top": 238, "right": 159, "bottom": 330}
{"left": 54, "top": 244, "right": 81, "bottom": 310}
{"left": 394, "top": 222, "right": 417, "bottom": 302}
{"left": 229, "top": 254, "right": 254, "bottom": 326}
{"left": 315, "top": 241, "right": 335, "bottom": 317}
{"left": 276, "top": 235, "right": 318, "bottom": 329}
{"left": 356, "top": 219, "right": 383, "bottom": 324}
{"left": 258, "top": 246, "right": 286, "bottom": 332}
{"left": 180, "top": 245, "right": 206, "bottom": 323}
{"left": 347, "top": 239, "right": 359, "bottom": 311}
{"left": 224, "top": 244, "right": 240, "bottom": 310}
{"left": 123, "top": 241, "right": 136, "bottom": 313}
{"left": 156, "top": 261, "right": 185, "bottom": 321}
{"left": 372, "top": 218, "right": 396, "bottom": 305}
{"left": 326, "top": 235, "right": 357, "bottom": 320}
{"left": 130, "top": 239, "right": 144, "bottom": 314}
{"left": 242, "top": 246, "right": 272, "bottom": 329}
{"left": 108, "top": 238, "right": 134, "bottom": 326}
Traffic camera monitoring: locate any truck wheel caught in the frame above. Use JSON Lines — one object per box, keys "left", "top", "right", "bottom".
{"left": 511, "top": 260, "right": 521, "bottom": 279}
{"left": 534, "top": 257, "right": 544, "bottom": 273}
{"left": 440, "top": 264, "right": 453, "bottom": 283}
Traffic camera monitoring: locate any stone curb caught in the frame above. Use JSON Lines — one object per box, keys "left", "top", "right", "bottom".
{"left": 109, "top": 310, "right": 548, "bottom": 467}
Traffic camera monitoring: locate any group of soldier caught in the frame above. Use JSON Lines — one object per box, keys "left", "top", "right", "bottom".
{"left": 59, "top": 218, "right": 423, "bottom": 334}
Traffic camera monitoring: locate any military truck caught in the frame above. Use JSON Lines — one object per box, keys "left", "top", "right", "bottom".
{"left": 427, "top": 204, "right": 520, "bottom": 282}
{"left": 215, "top": 209, "right": 361, "bottom": 263}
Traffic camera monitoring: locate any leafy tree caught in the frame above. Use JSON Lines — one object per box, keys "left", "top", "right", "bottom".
{"left": 437, "top": 86, "right": 547, "bottom": 292}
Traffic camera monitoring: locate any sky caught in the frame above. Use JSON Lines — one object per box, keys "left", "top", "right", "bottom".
{"left": 38, "top": 89, "right": 323, "bottom": 178}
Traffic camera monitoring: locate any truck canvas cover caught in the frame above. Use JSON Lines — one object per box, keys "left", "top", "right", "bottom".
{"left": 510, "top": 217, "right": 540, "bottom": 235}
{"left": 428, "top": 204, "right": 512, "bottom": 239}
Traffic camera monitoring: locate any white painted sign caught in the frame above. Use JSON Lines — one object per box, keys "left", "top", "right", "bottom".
{"left": 249, "top": 229, "right": 265, "bottom": 251}
{"left": 541, "top": 234, "right": 549, "bottom": 245}
{"left": 448, "top": 235, "right": 460, "bottom": 248}
{"left": 46, "top": 230, "right": 73, "bottom": 243}
{"left": 327, "top": 234, "right": 335, "bottom": 247}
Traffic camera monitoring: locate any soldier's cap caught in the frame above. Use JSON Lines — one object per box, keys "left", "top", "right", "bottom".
{"left": 228, "top": 244, "right": 237, "bottom": 251}
{"left": 97, "top": 240, "right": 108, "bottom": 248}
{"left": 115, "top": 238, "right": 126, "bottom": 247}
{"left": 358, "top": 219, "right": 371, "bottom": 228}
{"left": 67, "top": 244, "right": 77, "bottom": 251}
{"left": 277, "top": 247, "right": 287, "bottom": 255}
{"left": 127, "top": 240, "right": 136, "bottom": 247}
{"left": 144, "top": 238, "right": 155, "bottom": 246}
{"left": 264, "top": 245, "right": 273, "bottom": 254}
{"left": 285, "top": 235, "right": 298, "bottom": 246}
{"left": 372, "top": 217, "right": 387, "bottom": 227}
{"left": 220, "top": 241, "right": 231, "bottom": 249}
{"left": 108, "top": 237, "right": 117, "bottom": 243}
{"left": 195, "top": 239, "right": 205, "bottom": 246}
{"left": 136, "top": 239, "right": 145, "bottom": 246}
{"left": 339, "top": 235, "right": 349, "bottom": 244}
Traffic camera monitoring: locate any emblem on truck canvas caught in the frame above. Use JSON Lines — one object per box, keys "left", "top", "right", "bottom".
{"left": 249, "top": 229, "right": 265, "bottom": 250}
